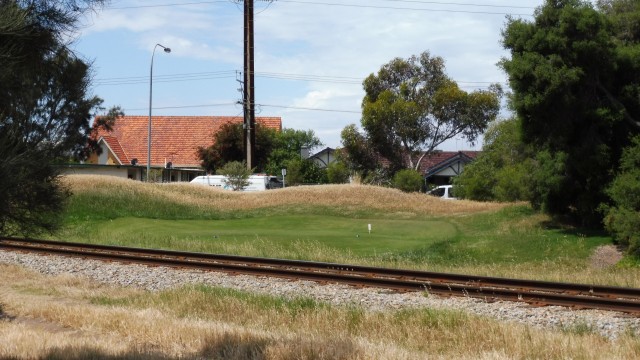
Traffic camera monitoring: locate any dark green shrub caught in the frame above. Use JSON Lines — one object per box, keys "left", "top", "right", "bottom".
{"left": 393, "top": 169, "right": 423, "bottom": 192}
{"left": 603, "top": 136, "right": 640, "bottom": 255}
{"left": 327, "top": 161, "right": 350, "bottom": 184}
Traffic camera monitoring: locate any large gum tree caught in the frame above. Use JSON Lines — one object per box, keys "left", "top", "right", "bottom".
{"left": 356, "top": 51, "right": 502, "bottom": 172}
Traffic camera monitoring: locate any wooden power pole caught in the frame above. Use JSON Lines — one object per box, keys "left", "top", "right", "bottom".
{"left": 243, "top": 0, "right": 256, "bottom": 170}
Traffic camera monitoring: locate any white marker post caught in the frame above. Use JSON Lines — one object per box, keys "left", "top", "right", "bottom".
{"left": 368, "top": 224, "right": 371, "bottom": 234}
{"left": 281, "top": 168, "right": 287, "bottom": 188}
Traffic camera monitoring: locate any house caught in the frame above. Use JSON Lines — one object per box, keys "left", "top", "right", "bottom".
{"left": 307, "top": 147, "right": 336, "bottom": 168}
{"left": 62, "top": 115, "right": 282, "bottom": 182}
{"left": 417, "top": 151, "right": 479, "bottom": 186}
{"left": 297, "top": 147, "right": 477, "bottom": 185}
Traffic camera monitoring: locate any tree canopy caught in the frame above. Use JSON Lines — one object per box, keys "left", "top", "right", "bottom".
{"left": 454, "top": 118, "right": 532, "bottom": 202}
{"left": 501, "top": 0, "right": 640, "bottom": 225}
{"left": 0, "top": 0, "right": 116, "bottom": 236}
{"left": 197, "top": 124, "right": 323, "bottom": 182}
{"left": 264, "top": 128, "right": 323, "bottom": 176}
{"left": 197, "top": 122, "right": 277, "bottom": 174}
{"left": 357, "top": 51, "right": 502, "bottom": 172}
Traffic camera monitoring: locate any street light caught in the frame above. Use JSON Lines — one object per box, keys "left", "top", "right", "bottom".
{"left": 147, "top": 43, "right": 171, "bottom": 182}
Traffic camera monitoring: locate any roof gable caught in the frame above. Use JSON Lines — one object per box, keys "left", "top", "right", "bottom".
{"left": 99, "top": 136, "right": 129, "bottom": 165}
{"left": 92, "top": 116, "right": 282, "bottom": 168}
{"left": 420, "top": 151, "right": 478, "bottom": 177}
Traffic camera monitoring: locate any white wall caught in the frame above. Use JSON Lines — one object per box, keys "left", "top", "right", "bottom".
{"left": 60, "top": 167, "right": 129, "bottom": 178}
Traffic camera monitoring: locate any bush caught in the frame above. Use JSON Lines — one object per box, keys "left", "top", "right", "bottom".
{"left": 453, "top": 157, "right": 494, "bottom": 201}
{"left": 603, "top": 135, "right": 640, "bottom": 255}
{"left": 393, "top": 169, "right": 423, "bottom": 192}
{"left": 327, "top": 161, "right": 350, "bottom": 184}
{"left": 364, "top": 168, "right": 392, "bottom": 187}
{"left": 283, "top": 158, "right": 327, "bottom": 186}
{"left": 217, "top": 161, "right": 251, "bottom": 191}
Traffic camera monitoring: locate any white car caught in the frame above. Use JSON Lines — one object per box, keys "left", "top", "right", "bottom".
{"left": 427, "top": 185, "right": 456, "bottom": 199}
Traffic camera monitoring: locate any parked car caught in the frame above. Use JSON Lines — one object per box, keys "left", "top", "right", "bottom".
{"left": 427, "top": 185, "right": 456, "bottom": 200}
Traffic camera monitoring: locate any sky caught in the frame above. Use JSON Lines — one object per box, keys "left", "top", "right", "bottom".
{"left": 73, "top": 0, "right": 545, "bottom": 152}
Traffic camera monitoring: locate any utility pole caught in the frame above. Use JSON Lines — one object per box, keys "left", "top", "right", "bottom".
{"left": 239, "top": 0, "right": 274, "bottom": 171}
{"left": 243, "top": 0, "right": 256, "bottom": 171}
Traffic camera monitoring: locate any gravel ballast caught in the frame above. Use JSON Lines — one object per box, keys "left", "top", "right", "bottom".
{"left": 1, "top": 250, "right": 638, "bottom": 340}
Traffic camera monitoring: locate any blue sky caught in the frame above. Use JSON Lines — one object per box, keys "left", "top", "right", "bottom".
{"left": 73, "top": 0, "right": 543, "bottom": 151}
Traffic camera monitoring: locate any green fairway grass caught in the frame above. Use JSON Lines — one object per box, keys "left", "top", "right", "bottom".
{"left": 55, "top": 176, "right": 639, "bottom": 286}
{"left": 63, "top": 206, "right": 609, "bottom": 267}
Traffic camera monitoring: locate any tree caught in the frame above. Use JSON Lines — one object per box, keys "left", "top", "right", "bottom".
{"left": 501, "top": 0, "right": 640, "bottom": 225}
{"left": 360, "top": 51, "right": 502, "bottom": 171}
{"left": 197, "top": 122, "right": 277, "bottom": 174}
{"left": 603, "top": 135, "right": 640, "bottom": 254}
{"left": 339, "top": 124, "right": 378, "bottom": 178}
{"left": 0, "top": 131, "right": 68, "bottom": 235}
{"left": 454, "top": 118, "right": 532, "bottom": 202}
{"left": 218, "top": 161, "right": 251, "bottom": 191}
{"left": 197, "top": 125, "right": 321, "bottom": 176}
{"left": 265, "top": 128, "right": 322, "bottom": 176}
{"left": 597, "top": 0, "right": 640, "bottom": 42}
{"left": 0, "top": 0, "right": 115, "bottom": 236}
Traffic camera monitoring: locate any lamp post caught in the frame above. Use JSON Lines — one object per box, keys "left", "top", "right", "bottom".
{"left": 147, "top": 43, "right": 171, "bottom": 182}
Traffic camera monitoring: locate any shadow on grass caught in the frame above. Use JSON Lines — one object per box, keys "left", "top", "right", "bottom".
{"left": 539, "top": 218, "right": 609, "bottom": 239}
{"left": 27, "top": 333, "right": 358, "bottom": 360}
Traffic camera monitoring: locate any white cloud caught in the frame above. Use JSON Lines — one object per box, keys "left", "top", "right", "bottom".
{"left": 78, "top": 0, "right": 543, "bottom": 149}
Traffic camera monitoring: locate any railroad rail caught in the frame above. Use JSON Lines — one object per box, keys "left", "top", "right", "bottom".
{"left": 1, "top": 237, "right": 640, "bottom": 315}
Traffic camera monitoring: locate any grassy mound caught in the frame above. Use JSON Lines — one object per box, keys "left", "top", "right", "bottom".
{"left": 63, "top": 175, "right": 508, "bottom": 221}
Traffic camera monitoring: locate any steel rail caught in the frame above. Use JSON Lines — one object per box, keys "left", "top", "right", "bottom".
{"left": 1, "top": 237, "right": 639, "bottom": 315}
{"left": 3, "top": 237, "right": 639, "bottom": 299}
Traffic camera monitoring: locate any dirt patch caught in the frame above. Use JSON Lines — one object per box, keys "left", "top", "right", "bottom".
{"left": 590, "top": 245, "right": 624, "bottom": 269}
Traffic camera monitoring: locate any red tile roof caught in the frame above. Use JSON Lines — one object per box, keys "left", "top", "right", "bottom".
{"left": 100, "top": 135, "right": 129, "bottom": 164}
{"left": 92, "top": 116, "right": 282, "bottom": 168}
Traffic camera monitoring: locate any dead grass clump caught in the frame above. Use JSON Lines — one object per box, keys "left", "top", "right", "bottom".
{"left": 590, "top": 245, "right": 624, "bottom": 269}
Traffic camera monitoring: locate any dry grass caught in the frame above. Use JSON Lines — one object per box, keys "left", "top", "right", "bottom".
{"left": 1, "top": 264, "right": 639, "bottom": 359}
{"left": 63, "top": 175, "right": 507, "bottom": 217}
{"left": 8, "top": 174, "right": 630, "bottom": 358}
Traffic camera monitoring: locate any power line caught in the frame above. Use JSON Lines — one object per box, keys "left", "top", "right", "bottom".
{"left": 108, "top": 1, "right": 228, "bottom": 10}
{"left": 106, "top": 0, "right": 534, "bottom": 16}
{"left": 94, "top": 69, "right": 505, "bottom": 87}
{"left": 276, "top": 0, "right": 532, "bottom": 16}
{"left": 258, "top": 103, "right": 361, "bottom": 113}
{"left": 94, "top": 71, "right": 237, "bottom": 86}
{"left": 381, "top": 0, "right": 534, "bottom": 10}
{"left": 125, "top": 102, "right": 238, "bottom": 111}
{"left": 120, "top": 101, "right": 360, "bottom": 113}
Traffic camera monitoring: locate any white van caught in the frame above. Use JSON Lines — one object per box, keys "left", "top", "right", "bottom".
{"left": 190, "top": 175, "right": 270, "bottom": 191}
{"left": 427, "top": 185, "right": 457, "bottom": 200}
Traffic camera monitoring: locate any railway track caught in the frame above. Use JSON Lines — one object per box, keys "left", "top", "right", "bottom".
{"left": 1, "top": 237, "right": 640, "bottom": 315}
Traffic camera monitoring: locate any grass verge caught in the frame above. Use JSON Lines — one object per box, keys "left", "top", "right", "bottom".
{"left": 55, "top": 175, "right": 639, "bottom": 286}
{"left": 1, "top": 264, "right": 639, "bottom": 359}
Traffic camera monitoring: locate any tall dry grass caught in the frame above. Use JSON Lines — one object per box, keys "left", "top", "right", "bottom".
{"left": 63, "top": 174, "right": 508, "bottom": 217}
{"left": 1, "top": 264, "right": 639, "bottom": 359}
